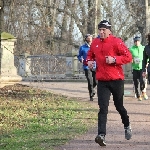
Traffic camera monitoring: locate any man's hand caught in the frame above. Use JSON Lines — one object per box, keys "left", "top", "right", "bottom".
{"left": 142, "top": 72, "right": 146, "bottom": 77}
{"left": 105, "top": 56, "right": 116, "bottom": 64}
{"left": 88, "top": 61, "right": 94, "bottom": 69}
{"left": 81, "top": 58, "right": 84, "bottom": 63}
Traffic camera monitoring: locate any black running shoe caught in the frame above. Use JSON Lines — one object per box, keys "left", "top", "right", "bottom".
{"left": 95, "top": 134, "right": 106, "bottom": 146}
{"left": 124, "top": 124, "right": 132, "bottom": 140}
{"left": 90, "top": 97, "right": 93, "bottom": 101}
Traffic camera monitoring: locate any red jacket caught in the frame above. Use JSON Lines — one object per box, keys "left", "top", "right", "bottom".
{"left": 86, "top": 35, "right": 132, "bottom": 81}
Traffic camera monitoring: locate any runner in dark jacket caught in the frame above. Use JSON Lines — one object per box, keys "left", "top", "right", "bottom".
{"left": 142, "top": 33, "right": 150, "bottom": 85}
{"left": 143, "top": 33, "right": 150, "bottom": 74}
{"left": 86, "top": 20, "right": 132, "bottom": 146}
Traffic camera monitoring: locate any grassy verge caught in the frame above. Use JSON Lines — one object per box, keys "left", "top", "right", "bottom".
{"left": 0, "top": 84, "right": 97, "bottom": 150}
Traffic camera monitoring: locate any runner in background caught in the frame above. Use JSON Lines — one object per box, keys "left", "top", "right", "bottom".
{"left": 129, "top": 36, "right": 148, "bottom": 101}
{"left": 77, "top": 34, "right": 97, "bottom": 101}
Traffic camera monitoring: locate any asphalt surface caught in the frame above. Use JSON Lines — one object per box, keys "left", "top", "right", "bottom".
{"left": 21, "top": 81, "right": 150, "bottom": 150}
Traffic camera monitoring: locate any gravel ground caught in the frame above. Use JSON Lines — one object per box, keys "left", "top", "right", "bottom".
{"left": 22, "top": 81, "right": 150, "bottom": 150}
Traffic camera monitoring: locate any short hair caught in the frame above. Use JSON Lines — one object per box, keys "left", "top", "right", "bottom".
{"left": 84, "top": 34, "right": 92, "bottom": 41}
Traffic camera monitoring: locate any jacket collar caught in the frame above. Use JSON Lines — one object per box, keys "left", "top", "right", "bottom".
{"left": 85, "top": 42, "right": 90, "bottom": 47}
{"left": 133, "top": 44, "right": 142, "bottom": 48}
{"left": 100, "top": 34, "right": 113, "bottom": 42}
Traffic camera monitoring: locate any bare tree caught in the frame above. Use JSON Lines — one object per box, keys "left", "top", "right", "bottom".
{"left": 2, "top": 0, "right": 148, "bottom": 56}
{"left": 100, "top": 0, "right": 138, "bottom": 41}
{"left": 124, "top": 0, "right": 147, "bottom": 44}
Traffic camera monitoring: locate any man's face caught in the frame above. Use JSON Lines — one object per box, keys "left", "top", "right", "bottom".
{"left": 98, "top": 28, "right": 111, "bottom": 39}
{"left": 134, "top": 40, "right": 140, "bottom": 46}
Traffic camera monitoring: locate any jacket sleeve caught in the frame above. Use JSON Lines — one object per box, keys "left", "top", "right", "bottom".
{"left": 77, "top": 46, "right": 83, "bottom": 62}
{"left": 86, "top": 44, "right": 95, "bottom": 61}
{"left": 142, "top": 46, "right": 149, "bottom": 72}
{"left": 114, "top": 40, "right": 132, "bottom": 65}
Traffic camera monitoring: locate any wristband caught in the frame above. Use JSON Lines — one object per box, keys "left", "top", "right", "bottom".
{"left": 113, "top": 57, "right": 116, "bottom": 63}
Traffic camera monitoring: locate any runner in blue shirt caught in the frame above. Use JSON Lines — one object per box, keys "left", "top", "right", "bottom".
{"left": 77, "top": 34, "right": 97, "bottom": 101}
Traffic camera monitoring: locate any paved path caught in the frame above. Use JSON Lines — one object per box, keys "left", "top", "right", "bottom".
{"left": 22, "top": 81, "right": 150, "bottom": 150}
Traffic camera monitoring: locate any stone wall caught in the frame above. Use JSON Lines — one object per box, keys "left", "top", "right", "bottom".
{"left": 14, "top": 54, "right": 132, "bottom": 81}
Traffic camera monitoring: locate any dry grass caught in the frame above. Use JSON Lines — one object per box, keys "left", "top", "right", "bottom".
{"left": 0, "top": 83, "right": 97, "bottom": 150}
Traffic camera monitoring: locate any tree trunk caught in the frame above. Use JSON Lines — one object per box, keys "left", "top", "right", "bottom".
{"left": 124, "top": 0, "right": 146, "bottom": 44}
{"left": 0, "top": 0, "right": 4, "bottom": 49}
{"left": 0, "top": 0, "right": 4, "bottom": 33}
{"left": 46, "top": 0, "right": 58, "bottom": 54}
{"left": 87, "top": 0, "right": 99, "bottom": 35}
{"left": 0, "top": 0, "right": 4, "bottom": 72}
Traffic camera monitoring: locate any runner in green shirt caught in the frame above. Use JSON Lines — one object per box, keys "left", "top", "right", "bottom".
{"left": 130, "top": 36, "right": 148, "bottom": 101}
